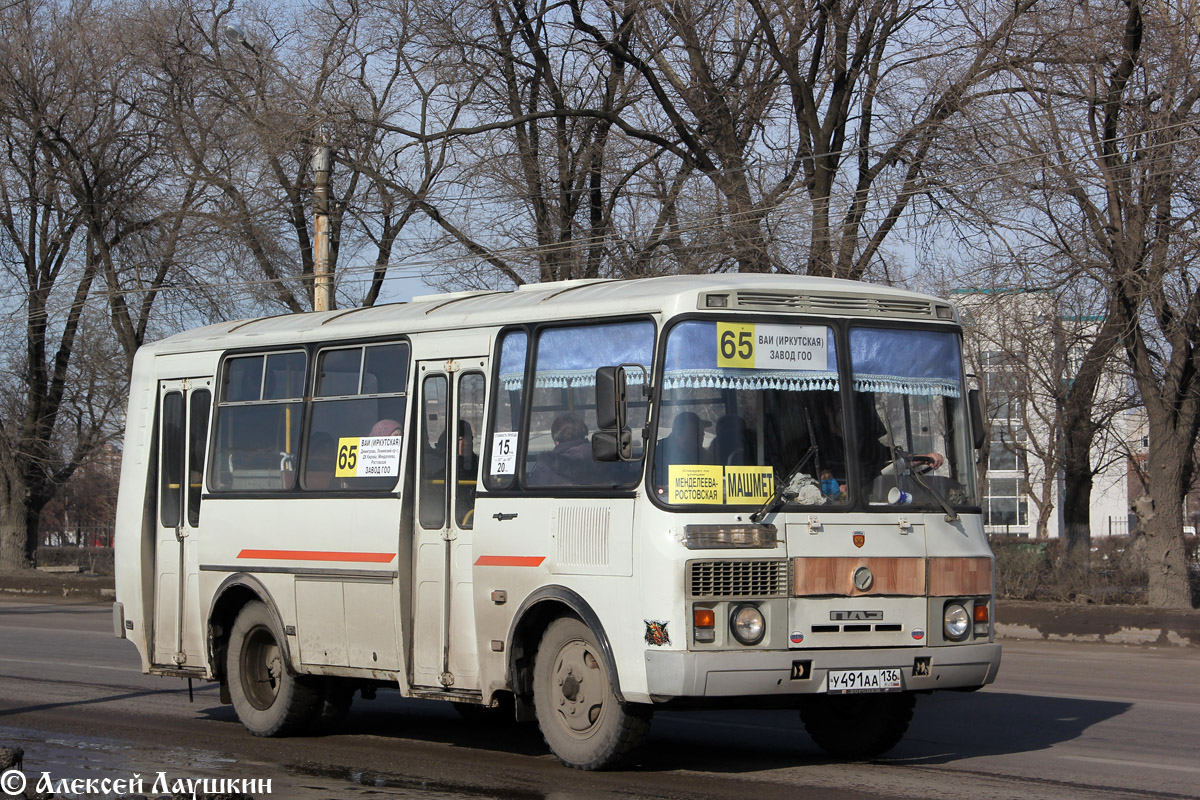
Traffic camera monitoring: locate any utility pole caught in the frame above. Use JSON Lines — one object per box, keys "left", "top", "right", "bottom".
{"left": 312, "top": 144, "right": 333, "bottom": 311}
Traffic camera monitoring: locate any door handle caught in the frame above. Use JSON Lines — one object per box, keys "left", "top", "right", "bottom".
{"left": 492, "top": 512, "right": 518, "bottom": 522}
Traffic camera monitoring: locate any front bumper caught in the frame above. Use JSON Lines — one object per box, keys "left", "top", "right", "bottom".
{"left": 645, "top": 642, "right": 1001, "bottom": 699}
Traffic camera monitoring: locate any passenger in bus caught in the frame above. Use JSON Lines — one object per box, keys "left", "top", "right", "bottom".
{"left": 654, "top": 411, "right": 710, "bottom": 479}
{"left": 369, "top": 418, "right": 403, "bottom": 438}
{"left": 708, "top": 414, "right": 754, "bottom": 466}
{"left": 431, "top": 420, "right": 478, "bottom": 478}
{"left": 528, "top": 412, "right": 592, "bottom": 485}
{"left": 305, "top": 433, "right": 337, "bottom": 490}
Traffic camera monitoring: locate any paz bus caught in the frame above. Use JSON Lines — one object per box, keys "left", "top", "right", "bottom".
{"left": 113, "top": 275, "right": 1000, "bottom": 769}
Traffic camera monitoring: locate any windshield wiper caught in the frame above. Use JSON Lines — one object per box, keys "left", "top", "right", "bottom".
{"left": 750, "top": 453, "right": 811, "bottom": 523}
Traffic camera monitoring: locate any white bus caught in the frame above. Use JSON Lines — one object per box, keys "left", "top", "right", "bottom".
{"left": 114, "top": 275, "right": 1000, "bottom": 769}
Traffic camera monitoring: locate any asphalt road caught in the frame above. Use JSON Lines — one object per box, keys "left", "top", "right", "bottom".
{"left": 0, "top": 600, "right": 1197, "bottom": 800}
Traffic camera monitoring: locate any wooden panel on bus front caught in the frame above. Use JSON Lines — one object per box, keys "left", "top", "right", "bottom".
{"left": 792, "top": 557, "right": 925, "bottom": 596}
{"left": 928, "top": 556, "right": 992, "bottom": 596}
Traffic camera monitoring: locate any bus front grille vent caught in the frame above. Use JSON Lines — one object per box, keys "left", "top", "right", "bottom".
{"left": 733, "top": 291, "right": 933, "bottom": 319}
{"left": 688, "top": 559, "right": 790, "bottom": 599}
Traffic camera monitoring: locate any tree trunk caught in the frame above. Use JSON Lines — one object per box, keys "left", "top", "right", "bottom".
{"left": 0, "top": 472, "right": 32, "bottom": 572}
{"left": 1141, "top": 434, "right": 1193, "bottom": 608}
{"left": 1060, "top": 457, "right": 1094, "bottom": 565}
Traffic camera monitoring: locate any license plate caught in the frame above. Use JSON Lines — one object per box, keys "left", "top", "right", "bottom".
{"left": 826, "top": 668, "right": 903, "bottom": 694}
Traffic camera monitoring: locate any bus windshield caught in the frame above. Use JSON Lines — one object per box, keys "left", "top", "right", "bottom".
{"left": 849, "top": 326, "right": 976, "bottom": 509}
{"left": 652, "top": 320, "right": 976, "bottom": 510}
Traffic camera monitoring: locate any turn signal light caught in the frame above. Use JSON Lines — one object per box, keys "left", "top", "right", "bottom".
{"left": 694, "top": 606, "right": 716, "bottom": 643}
{"left": 973, "top": 601, "right": 989, "bottom": 623}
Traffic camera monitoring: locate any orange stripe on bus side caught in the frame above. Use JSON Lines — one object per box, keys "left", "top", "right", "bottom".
{"left": 236, "top": 549, "right": 396, "bottom": 563}
{"left": 474, "top": 555, "right": 545, "bottom": 567}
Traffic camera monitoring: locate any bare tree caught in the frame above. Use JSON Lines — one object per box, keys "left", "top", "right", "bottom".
{"left": 0, "top": 0, "right": 149, "bottom": 569}
{"left": 961, "top": 0, "right": 1200, "bottom": 605}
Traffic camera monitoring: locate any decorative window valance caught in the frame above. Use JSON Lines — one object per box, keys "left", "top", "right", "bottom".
{"left": 501, "top": 321, "right": 655, "bottom": 391}
{"left": 849, "top": 328, "right": 962, "bottom": 398}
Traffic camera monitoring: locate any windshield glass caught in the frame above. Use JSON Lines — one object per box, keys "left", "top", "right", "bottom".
{"left": 848, "top": 327, "right": 976, "bottom": 508}
{"left": 653, "top": 320, "right": 849, "bottom": 507}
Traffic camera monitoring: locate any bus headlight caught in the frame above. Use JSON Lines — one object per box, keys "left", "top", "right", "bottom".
{"left": 684, "top": 524, "right": 777, "bottom": 549}
{"left": 730, "top": 604, "right": 765, "bottom": 645}
{"left": 943, "top": 603, "right": 970, "bottom": 641}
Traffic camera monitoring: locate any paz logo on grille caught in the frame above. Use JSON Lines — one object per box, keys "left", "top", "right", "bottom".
{"left": 852, "top": 531, "right": 865, "bottom": 548}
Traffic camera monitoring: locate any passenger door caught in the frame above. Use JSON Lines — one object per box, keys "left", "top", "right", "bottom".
{"left": 152, "top": 378, "right": 212, "bottom": 669}
{"left": 411, "top": 361, "right": 487, "bottom": 690}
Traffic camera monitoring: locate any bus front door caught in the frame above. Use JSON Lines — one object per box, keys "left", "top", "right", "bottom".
{"left": 412, "top": 361, "right": 487, "bottom": 691}
{"left": 152, "top": 378, "right": 212, "bottom": 669}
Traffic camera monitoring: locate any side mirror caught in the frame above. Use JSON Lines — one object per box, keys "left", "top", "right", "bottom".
{"left": 592, "top": 430, "right": 632, "bottom": 462}
{"left": 968, "top": 388, "right": 986, "bottom": 449}
{"left": 595, "top": 366, "right": 628, "bottom": 432}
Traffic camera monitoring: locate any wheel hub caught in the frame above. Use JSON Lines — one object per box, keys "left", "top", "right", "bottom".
{"left": 553, "top": 641, "right": 604, "bottom": 734}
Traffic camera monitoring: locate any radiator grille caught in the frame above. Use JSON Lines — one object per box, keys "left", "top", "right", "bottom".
{"left": 688, "top": 559, "right": 790, "bottom": 598}
{"left": 732, "top": 291, "right": 934, "bottom": 319}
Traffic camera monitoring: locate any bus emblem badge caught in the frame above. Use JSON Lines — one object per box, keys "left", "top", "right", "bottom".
{"left": 852, "top": 532, "right": 865, "bottom": 548}
{"left": 644, "top": 620, "right": 671, "bottom": 646}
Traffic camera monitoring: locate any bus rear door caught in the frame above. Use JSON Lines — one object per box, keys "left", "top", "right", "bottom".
{"left": 152, "top": 377, "right": 212, "bottom": 669}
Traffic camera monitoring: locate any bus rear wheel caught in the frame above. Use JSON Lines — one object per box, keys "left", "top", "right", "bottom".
{"left": 800, "top": 691, "right": 915, "bottom": 758}
{"left": 533, "top": 617, "right": 651, "bottom": 770}
{"left": 226, "top": 601, "right": 319, "bottom": 737}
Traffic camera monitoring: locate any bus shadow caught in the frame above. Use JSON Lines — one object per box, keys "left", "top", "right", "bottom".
{"left": 634, "top": 690, "right": 1131, "bottom": 772}
{"left": 197, "top": 688, "right": 1130, "bottom": 772}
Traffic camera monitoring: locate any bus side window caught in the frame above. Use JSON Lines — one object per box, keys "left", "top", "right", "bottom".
{"left": 456, "top": 373, "right": 484, "bottom": 528}
{"left": 187, "top": 390, "right": 211, "bottom": 525}
{"left": 484, "top": 330, "right": 527, "bottom": 491}
{"left": 419, "top": 375, "right": 448, "bottom": 528}
{"left": 209, "top": 352, "right": 305, "bottom": 492}
{"left": 523, "top": 320, "right": 654, "bottom": 488}
{"left": 303, "top": 342, "right": 408, "bottom": 492}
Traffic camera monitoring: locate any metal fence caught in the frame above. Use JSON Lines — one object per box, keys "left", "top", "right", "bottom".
{"left": 40, "top": 525, "right": 114, "bottom": 548}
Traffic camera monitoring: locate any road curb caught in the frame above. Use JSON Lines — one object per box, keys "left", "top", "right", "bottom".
{"left": 996, "top": 600, "right": 1200, "bottom": 648}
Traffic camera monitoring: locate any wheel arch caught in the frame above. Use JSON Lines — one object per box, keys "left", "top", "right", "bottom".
{"left": 506, "top": 585, "right": 625, "bottom": 705}
{"left": 207, "top": 573, "right": 295, "bottom": 680}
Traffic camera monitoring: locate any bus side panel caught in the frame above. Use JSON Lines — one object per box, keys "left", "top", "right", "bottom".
{"left": 197, "top": 497, "right": 405, "bottom": 677}
{"left": 471, "top": 495, "right": 649, "bottom": 703}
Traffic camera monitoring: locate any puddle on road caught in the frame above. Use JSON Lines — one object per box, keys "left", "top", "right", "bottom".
{"left": 0, "top": 725, "right": 511, "bottom": 799}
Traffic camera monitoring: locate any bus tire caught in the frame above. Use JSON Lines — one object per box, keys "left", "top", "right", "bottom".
{"left": 800, "top": 691, "right": 915, "bottom": 758}
{"left": 533, "top": 617, "right": 651, "bottom": 770}
{"left": 226, "top": 601, "right": 319, "bottom": 737}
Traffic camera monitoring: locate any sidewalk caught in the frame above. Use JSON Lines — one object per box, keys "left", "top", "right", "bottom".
{"left": 1, "top": 571, "right": 1198, "bottom": 647}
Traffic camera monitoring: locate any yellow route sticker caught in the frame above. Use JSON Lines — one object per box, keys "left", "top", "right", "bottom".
{"left": 668, "top": 464, "right": 775, "bottom": 504}
{"left": 335, "top": 435, "right": 402, "bottom": 478}
{"left": 717, "top": 322, "right": 756, "bottom": 368}
{"left": 668, "top": 464, "right": 724, "bottom": 504}
{"left": 723, "top": 466, "right": 774, "bottom": 504}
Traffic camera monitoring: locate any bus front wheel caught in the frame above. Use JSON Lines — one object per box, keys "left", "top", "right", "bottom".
{"left": 533, "top": 617, "right": 651, "bottom": 770}
{"left": 800, "top": 691, "right": 915, "bottom": 758}
{"left": 226, "top": 601, "right": 319, "bottom": 737}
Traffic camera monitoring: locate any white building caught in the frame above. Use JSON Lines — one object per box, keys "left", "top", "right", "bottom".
{"left": 952, "top": 289, "right": 1135, "bottom": 540}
